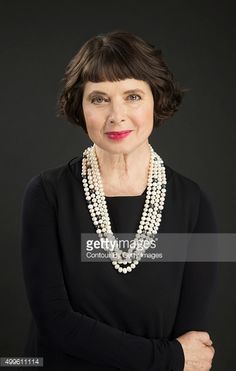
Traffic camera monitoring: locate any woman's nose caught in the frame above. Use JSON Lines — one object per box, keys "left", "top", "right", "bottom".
{"left": 107, "top": 101, "right": 126, "bottom": 124}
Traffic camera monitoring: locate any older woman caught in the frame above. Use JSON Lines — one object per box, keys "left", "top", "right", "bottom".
{"left": 20, "top": 30, "right": 217, "bottom": 371}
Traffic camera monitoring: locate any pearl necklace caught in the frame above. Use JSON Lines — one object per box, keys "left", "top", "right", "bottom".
{"left": 81, "top": 144, "right": 167, "bottom": 274}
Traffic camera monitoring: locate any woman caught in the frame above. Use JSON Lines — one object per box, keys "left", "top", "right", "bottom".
{"left": 20, "top": 30, "right": 217, "bottom": 370}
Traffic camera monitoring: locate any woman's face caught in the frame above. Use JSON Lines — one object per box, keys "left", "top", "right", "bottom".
{"left": 82, "top": 78, "right": 154, "bottom": 154}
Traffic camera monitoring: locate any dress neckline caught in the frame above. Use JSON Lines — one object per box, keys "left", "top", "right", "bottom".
{"left": 105, "top": 187, "right": 147, "bottom": 199}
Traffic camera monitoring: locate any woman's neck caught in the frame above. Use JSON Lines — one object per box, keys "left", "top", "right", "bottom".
{"left": 94, "top": 141, "right": 151, "bottom": 196}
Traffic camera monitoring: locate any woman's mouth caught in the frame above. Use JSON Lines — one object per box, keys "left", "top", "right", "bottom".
{"left": 105, "top": 130, "right": 133, "bottom": 141}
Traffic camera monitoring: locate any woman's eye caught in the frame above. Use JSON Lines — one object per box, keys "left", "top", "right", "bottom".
{"left": 91, "top": 96, "right": 106, "bottom": 104}
{"left": 128, "top": 94, "right": 141, "bottom": 101}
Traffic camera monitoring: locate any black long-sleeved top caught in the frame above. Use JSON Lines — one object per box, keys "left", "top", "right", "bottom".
{"left": 20, "top": 154, "right": 218, "bottom": 371}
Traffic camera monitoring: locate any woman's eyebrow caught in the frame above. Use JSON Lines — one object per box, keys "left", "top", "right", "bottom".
{"left": 86, "top": 89, "right": 145, "bottom": 99}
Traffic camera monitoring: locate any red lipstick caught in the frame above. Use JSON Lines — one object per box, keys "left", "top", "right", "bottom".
{"left": 105, "top": 130, "right": 133, "bottom": 141}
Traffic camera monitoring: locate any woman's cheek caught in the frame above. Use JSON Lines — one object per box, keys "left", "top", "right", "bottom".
{"left": 91, "top": 109, "right": 105, "bottom": 123}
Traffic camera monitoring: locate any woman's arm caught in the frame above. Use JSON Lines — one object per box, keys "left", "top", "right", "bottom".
{"left": 20, "top": 174, "right": 184, "bottom": 371}
{"left": 170, "top": 187, "right": 218, "bottom": 370}
{"left": 171, "top": 186, "right": 219, "bottom": 338}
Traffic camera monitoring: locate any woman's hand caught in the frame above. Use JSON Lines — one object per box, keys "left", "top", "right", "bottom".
{"left": 176, "top": 331, "right": 215, "bottom": 371}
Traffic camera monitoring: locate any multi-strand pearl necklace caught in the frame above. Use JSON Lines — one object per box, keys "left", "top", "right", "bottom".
{"left": 81, "top": 144, "right": 167, "bottom": 274}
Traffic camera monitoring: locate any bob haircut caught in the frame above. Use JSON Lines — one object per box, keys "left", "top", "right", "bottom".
{"left": 56, "top": 30, "right": 188, "bottom": 134}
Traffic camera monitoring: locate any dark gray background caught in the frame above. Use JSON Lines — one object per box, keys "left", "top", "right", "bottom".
{"left": 1, "top": 1, "right": 235, "bottom": 369}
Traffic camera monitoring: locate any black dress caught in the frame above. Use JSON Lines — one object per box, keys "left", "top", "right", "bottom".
{"left": 20, "top": 155, "right": 218, "bottom": 371}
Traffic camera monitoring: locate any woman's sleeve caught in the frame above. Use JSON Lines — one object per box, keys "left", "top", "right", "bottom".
{"left": 20, "top": 174, "right": 185, "bottom": 371}
{"left": 171, "top": 186, "right": 219, "bottom": 338}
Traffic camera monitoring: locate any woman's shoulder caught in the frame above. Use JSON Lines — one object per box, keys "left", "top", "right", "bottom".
{"left": 24, "top": 156, "right": 81, "bottom": 189}
{"left": 165, "top": 163, "right": 201, "bottom": 198}
{"left": 22, "top": 156, "right": 81, "bottom": 207}
{"left": 165, "top": 162, "right": 216, "bottom": 218}
{"left": 165, "top": 163, "right": 217, "bottom": 231}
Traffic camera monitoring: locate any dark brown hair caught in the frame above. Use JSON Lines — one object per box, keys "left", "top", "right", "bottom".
{"left": 56, "top": 30, "right": 189, "bottom": 134}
